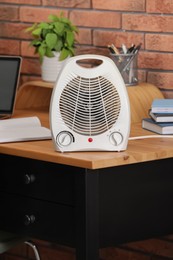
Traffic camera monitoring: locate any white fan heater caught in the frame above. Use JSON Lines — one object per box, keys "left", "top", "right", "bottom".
{"left": 49, "top": 54, "right": 131, "bottom": 152}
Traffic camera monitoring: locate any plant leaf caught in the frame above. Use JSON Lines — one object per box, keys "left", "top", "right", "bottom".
{"left": 45, "top": 48, "right": 54, "bottom": 57}
{"left": 25, "top": 23, "right": 37, "bottom": 32}
{"left": 45, "top": 33, "right": 58, "bottom": 49}
{"left": 59, "top": 48, "right": 70, "bottom": 61}
{"left": 38, "top": 44, "right": 46, "bottom": 63}
{"left": 38, "top": 22, "right": 50, "bottom": 29}
{"left": 32, "top": 27, "right": 42, "bottom": 37}
{"left": 48, "top": 14, "right": 60, "bottom": 22}
{"left": 30, "top": 39, "right": 41, "bottom": 46}
{"left": 54, "top": 21, "right": 64, "bottom": 35}
{"left": 66, "top": 31, "right": 74, "bottom": 47}
{"left": 68, "top": 46, "right": 75, "bottom": 56}
{"left": 54, "top": 40, "right": 63, "bottom": 52}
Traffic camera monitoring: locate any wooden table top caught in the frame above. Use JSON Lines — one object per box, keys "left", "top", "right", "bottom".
{"left": 0, "top": 109, "right": 173, "bottom": 169}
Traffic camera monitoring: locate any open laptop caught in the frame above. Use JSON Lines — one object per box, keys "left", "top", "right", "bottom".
{"left": 0, "top": 55, "right": 22, "bottom": 119}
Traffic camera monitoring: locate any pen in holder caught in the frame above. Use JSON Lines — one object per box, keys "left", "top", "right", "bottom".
{"left": 110, "top": 52, "right": 138, "bottom": 86}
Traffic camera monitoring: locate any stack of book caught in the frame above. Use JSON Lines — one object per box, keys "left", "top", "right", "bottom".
{"left": 142, "top": 99, "right": 173, "bottom": 134}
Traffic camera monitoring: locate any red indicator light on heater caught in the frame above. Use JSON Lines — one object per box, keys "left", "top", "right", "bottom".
{"left": 88, "top": 137, "right": 93, "bottom": 142}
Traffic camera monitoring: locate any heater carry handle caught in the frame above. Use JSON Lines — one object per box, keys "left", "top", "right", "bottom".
{"left": 73, "top": 54, "right": 111, "bottom": 68}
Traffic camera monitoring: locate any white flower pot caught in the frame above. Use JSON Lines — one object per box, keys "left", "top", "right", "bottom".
{"left": 41, "top": 52, "right": 69, "bottom": 82}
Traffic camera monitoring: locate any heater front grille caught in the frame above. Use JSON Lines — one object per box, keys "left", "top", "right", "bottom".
{"left": 59, "top": 75, "right": 121, "bottom": 136}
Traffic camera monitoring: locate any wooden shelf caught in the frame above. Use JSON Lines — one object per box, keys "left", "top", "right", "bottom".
{"left": 15, "top": 81, "right": 54, "bottom": 111}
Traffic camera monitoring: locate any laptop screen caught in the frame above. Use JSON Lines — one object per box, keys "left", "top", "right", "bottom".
{"left": 0, "top": 56, "right": 22, "bottom": 117}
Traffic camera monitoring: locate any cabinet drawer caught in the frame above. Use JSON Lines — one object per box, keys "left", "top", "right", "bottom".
{"left": 0, "top": 192, "right": 75, "bottom": 246}
{"left": 0, "top": 154, "right": 79, "bottom": 205}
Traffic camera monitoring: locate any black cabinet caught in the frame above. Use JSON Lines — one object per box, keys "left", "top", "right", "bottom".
{"left": 0, "top": 192, "right": 75, "bottom": 245}
{"left": 0, "top": 154, "right": 80, "bottom": 246}
{"left": 0, "top": 154, "right": 76, "bottom": 205}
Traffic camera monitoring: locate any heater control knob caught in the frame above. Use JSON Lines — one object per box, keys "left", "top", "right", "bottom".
{"left": 57, "top": 131, "right": 73, "bottom": 146}
{"left": 110, "top": 132, "right": 123, "bottom": 146}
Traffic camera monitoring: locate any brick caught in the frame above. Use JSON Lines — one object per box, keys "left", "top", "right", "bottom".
{"left": 93, "top": 30, "right": 144, "bottom": 48}
{"left": 75, "top": 46, "right": 109, "bottom": 58}
{"left": 138, "top": 70, "right": 147, "bottom": 83}
{"left": 138, "top": 52, "right": 173, "bottom": 70}
{"left": 123, "top": 14, "right": 173, "bottom": 33}
{"left": 0, "top": 39, "right": 20, "bottom": 55}
{"left": 161, "top": 90, "right": 173, "bottom": 99}
{"left": 0, "top": 5, "right": 19, "bottom": 21}
{"left": 21, "top": 41, "right": 38, "bottom": 57}
{"left": 147, "top": 0, "right": 173, "bottom": 14}
{"left": 148, "top": 72, "right": 173, "bottom": 90}
{"left": 0, "top": 0, "right": 40, "bottom": 3}
{"left": 0, "top": 22, "right": 28, "bottom": 39}
{"left": 70, "top": 10, "right": 121, "bottom": 28}
{"left": 20, "top": 7, "right": 68, "bottom": 23}
{"left": 76, "top": 28, "right": 92, "bottom": 45}
{"left": 22, "top": 58, "right": 41, "bottom": 75}
{"left": 43, "top": 0, "right": 91, "bottom": 8}
{"left": 93, "top": 0, "right": 145, "bottom": 11}
{"left": 145, "top": 34, "right": 173, "bottom": 52}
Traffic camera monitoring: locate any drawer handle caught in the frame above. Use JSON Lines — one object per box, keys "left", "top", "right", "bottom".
{"left": 24, "top": 214, "right": 35, "bottom": 226}
{"left": 24, "top": 174, "right": 35, "bottom": 184}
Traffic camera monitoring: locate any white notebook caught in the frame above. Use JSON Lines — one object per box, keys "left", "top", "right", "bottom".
{"left": 0, "top": 116, "right": 52, "bottom": 143}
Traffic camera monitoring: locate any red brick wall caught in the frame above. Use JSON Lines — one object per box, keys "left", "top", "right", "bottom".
{"left": 1, "top": 1, "right": 173, "bottom": 259}
{"left": 0, "top": 0, "right": 173, "bottom": 96}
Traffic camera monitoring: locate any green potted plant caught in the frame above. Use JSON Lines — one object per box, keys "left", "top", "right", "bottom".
{"left": 25, "top": 12, "right": 78, "bottom": 82}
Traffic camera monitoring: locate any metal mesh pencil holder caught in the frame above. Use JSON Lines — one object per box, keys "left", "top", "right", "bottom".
{"left": 110, "top": 52, "right": 138, "bottom": 86}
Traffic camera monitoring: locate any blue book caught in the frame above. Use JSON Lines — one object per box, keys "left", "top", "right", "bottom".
{"left": 151, "top": 99, "right": 173, "bottom": 113}
{"left": 149, "top": 110, "right": 173, "bottom": 122}
{"left": 142, "top": 118, "right": 173, "bottom": 134}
